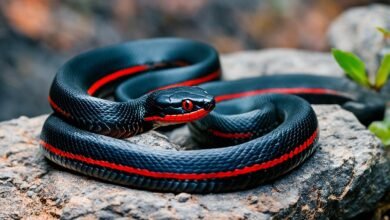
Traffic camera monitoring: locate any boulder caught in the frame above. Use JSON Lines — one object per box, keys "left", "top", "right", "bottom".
{"left": 327, "top": 4, "right": 390, "bottom": 77}
{"left": 220, "top": 49, "right": 343, "bottom": 80}
{"left": 0, "top": 104, "right": 389, "bottom": 219}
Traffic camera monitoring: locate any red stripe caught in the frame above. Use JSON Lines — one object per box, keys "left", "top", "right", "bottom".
{"left": 209, "top": 129, "right": 252, "bottom": 139}
{"left": 48, "top": 96, "right": 71, "bottom": 118}
{"left": 40, "top": 129, "right": 317, "bottom": 180}
{"left": 155, "top": 70, "right": 221, "bottom": 91}
{"left": 144, "top": 109, "right": 209, "bottom": 122}
{"left": 88, "top": 65, "right": 149, "bottom": 95}
{"left": 172, "top": 61, "right": 189, "bottom": 66}
{"left": 215, "top": 88, "right": 345, "bottom": 102}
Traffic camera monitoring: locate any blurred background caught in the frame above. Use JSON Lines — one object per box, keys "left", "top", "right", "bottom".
{"left": 0, "top": 0, "right": 388, "bottom": 121}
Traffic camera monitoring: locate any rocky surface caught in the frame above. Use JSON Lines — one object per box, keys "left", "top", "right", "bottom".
{"left": 220, "top": 49, "right": 343, "bottom": 80}
{"left": 0, "top": 105, "right": 389, "bottom": 219}
{"left": 328, "top": 4, "right": 390, "bottom": 77}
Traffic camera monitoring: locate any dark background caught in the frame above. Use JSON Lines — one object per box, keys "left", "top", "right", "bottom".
{"left": 0, "top": 0, "right": 387, "bottom": 121}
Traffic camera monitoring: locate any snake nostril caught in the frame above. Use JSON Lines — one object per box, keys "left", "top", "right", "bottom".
{"left": 204, "top": 99, "right": 216, "bottom": 111}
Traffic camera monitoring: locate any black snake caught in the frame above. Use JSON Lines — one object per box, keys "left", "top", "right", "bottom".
{"left": 40, "top": 38, "right": 385, "bottom": 193}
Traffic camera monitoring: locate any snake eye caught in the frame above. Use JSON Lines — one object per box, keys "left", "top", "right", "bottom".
{"left": 182, "top": 100, "right": 193, "bottom": 112}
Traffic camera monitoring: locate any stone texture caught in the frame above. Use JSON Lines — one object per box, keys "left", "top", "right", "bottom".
{"left": 220, "top": 49, "right": 344, "bottom": 80}
{"left": 327, "top": 4, "right": 390, "bottom": 76}
{"left": 0, "top": 104, "right": 389, "bottom": 219}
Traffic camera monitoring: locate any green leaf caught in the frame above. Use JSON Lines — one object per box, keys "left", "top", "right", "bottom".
{"left": 331, "top": 48, "right": 370, "bottom": 87}
{"left": 369, "top": 121, "right": 390, "bottom": 147}
{"left": 376, "top": 27, "right": 390, "bottom": 38}
{"left": 374, "top": 53, "right": 390, "bottom": 89}
{"left": 382, "top": 117, "right": 390, "bottom": 127}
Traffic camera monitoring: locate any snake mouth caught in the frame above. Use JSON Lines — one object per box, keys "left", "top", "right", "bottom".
{"left": 144, "top": 108, "right": 211, "bottom": 123}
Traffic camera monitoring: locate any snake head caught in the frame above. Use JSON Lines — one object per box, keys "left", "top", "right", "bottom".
{"left": 144, "top": 86, "right": 215, "bottom": 125}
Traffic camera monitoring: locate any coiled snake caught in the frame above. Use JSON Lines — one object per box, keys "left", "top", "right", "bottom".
{"left": 40, "top": 38, "right": 385, "bottom": 193}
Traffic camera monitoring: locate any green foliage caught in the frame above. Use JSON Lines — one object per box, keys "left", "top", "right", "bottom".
{"left": 375, "top": 53, "right": 390, "bottom": 89}
{"left": 331, "top": 49, "right": 370, "bottom": 87}
{"left": 332, "top": 48, "right": 390, "bottom": 91}
{"left": 369, "top": 120, "right": 390, "bottom": 147}
{"left": 333, "top": 27, "right": 390, "bottom": 147}
{"left": 376, "top": 27, "right": 390, "bottom": 38}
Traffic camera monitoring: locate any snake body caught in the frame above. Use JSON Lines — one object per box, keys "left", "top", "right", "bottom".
{"left": 40, "top": 38, "right": 385, "bottom": 193}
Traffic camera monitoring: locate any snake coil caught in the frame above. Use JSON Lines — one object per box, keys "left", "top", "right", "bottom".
{"left": 40, "top": 38, "right": 385, "bottom": 193}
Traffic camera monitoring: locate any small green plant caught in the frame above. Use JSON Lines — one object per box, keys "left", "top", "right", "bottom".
{"left": 375, "top": 53, "right": 390, "bottom": 90}
{"left": 332, "top": 27, "right": 390, "bottom": 147}
{"left": 331, "top": 49, "right": 390, "bottom": 91}
{"left": 369, "top": 120, "right": 390, "bottom": 146}
{"left": 332, "top": 49, "right": 370, "bottom": 88}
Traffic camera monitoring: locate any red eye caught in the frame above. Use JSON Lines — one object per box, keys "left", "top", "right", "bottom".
{"left": 182, "top": 100, "right": 194, "bottom": 112}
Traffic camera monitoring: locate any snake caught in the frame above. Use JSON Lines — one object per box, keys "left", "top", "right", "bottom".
{"left": 40, "top": 38, "right": 385, "bottom": 193}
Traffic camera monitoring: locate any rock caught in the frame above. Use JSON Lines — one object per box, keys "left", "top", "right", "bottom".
{"left": 0, "top": 104, "right": 389, "bottom": 219}
{"left": 175, "top": 193, "right": 191, "bottom": 203}
{"left": 220, "top": 49, "right": 343, "bottom": 80}
{"left": 327, "top": 4, "right": 390, "bottom": 76}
